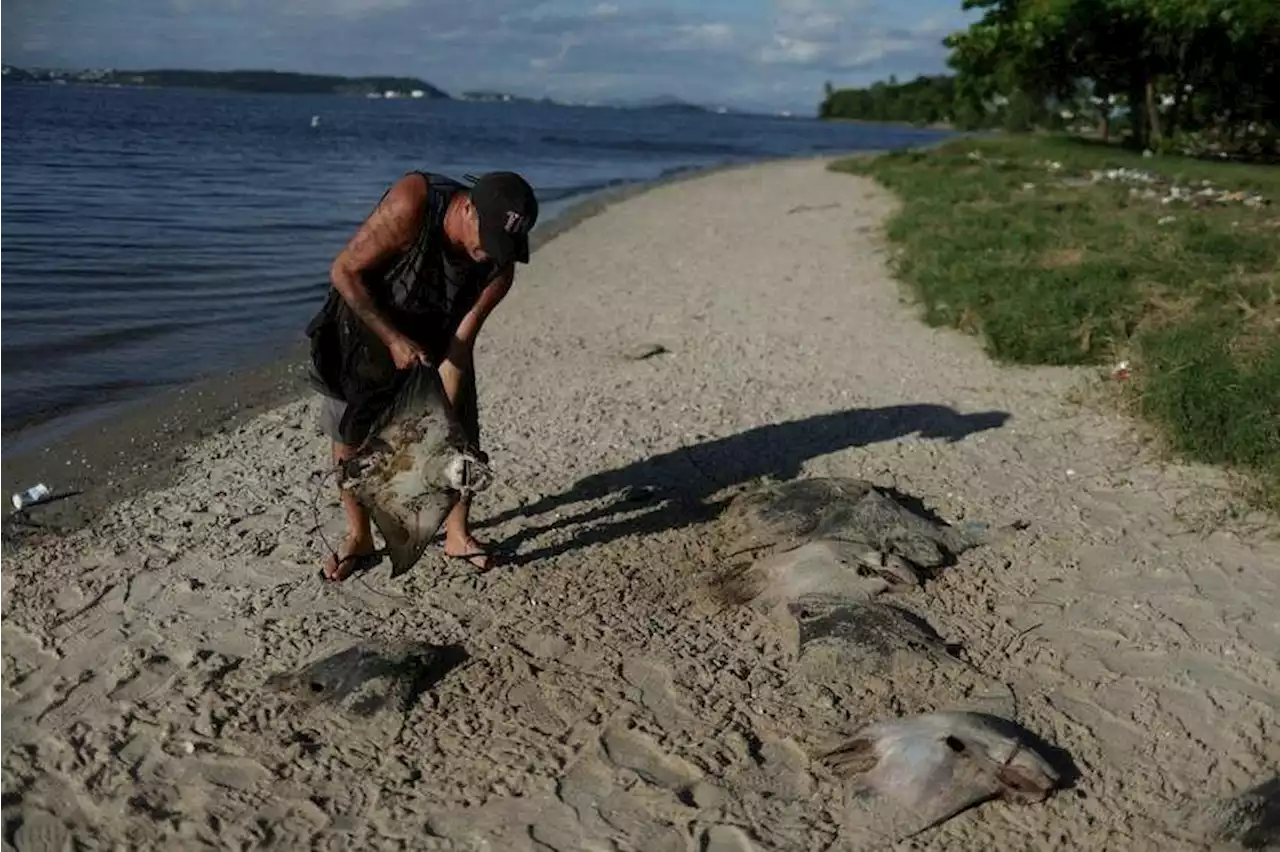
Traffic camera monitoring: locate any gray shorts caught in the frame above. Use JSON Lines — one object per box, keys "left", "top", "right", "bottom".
{"left": 317, "top": 394, "right": 348, "bottom": 443}
{"left": 316, "top": 368, "right": 480, "bottom": 449}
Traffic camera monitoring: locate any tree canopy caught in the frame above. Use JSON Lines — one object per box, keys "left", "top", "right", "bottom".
{"left": 820, "top": 0, "right": 1280, "bottom": 158}
{"left": 819, "top": 74, "right": 960, "bottom": 126}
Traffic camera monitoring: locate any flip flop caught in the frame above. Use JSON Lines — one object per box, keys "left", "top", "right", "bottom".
{"left": 319, "top": 549, "right": 383, "bottom": 582}
{"left": 445, "top": 543, "right": 503, "bottom": 572}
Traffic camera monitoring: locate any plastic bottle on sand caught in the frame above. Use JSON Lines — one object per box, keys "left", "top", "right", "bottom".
{"left": 12, "top": 483, "right": 52, "bottom": 510}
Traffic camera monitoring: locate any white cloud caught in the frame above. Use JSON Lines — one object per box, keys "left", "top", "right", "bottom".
{"left": 759, "top": 35, "right": 823, "bottom": 65}
{"left": 277, "top": 0, "right": 413, "bottom": 18}
{"left": 673, "top": 22, "right": 734, "bottom": 50}
{"left": 753, "top": 0, "right": 963, "bottom": 72}
{"left": 528, "top": 34, "right": 579, "bottom": 70}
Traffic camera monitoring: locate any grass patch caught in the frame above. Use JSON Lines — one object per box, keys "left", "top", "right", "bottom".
{"left": 833, "top": 134, "right": 1280, "bottom": 510}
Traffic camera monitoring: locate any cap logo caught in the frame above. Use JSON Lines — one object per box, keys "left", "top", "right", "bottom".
{"left": 503, "top": 210, "right": 528, "bottom": 234}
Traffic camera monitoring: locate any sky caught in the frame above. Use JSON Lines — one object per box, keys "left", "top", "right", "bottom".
{"left": 2, "top": 0, "right": 976, "bottom": 114}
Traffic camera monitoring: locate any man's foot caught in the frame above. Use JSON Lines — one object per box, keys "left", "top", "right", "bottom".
{"left": 443, "top": 532, "right": 495, "bottom": 572}
{"left": 321, "top": 534, "right": 380, "bottom": 582}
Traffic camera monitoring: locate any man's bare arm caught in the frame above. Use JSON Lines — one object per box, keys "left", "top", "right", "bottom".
{"left": 438, "top": 263, "right": 515, "bottom": 404}
{"left": 329, "top": 174, "right": 426, "bottom": 349}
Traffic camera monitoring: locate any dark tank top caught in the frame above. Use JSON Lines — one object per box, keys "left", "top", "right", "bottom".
{"left": 370, "top": 171, "right": 498, "bottom": 360}
{"left": 305, "top": 171, "right": 500, "bottom": 443}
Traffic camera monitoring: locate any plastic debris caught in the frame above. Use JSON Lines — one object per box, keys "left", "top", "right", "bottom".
{"left": 1082, "top": 167, "right": 1268, "bottom": 208}
{"left": 11, "top": 483, "right": 52, "bottom": 510}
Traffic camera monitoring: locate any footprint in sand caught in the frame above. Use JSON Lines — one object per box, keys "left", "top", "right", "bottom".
{"left": 621, "top": 657, "right": 687, "bottom": 730}
{"left": 601, "top": 724, "right": 702, "bottom": 792}
{"left": 553, "top": 753, "right": 693, "bottom": 850}
{"left": 194, "top": 755, "right": 272, "bottom": 793}
{"left": 107, "top": 650, "right": 182, "bottom": 704}
{"left": 10, "top": 809, "right": 73, "bottom": 852}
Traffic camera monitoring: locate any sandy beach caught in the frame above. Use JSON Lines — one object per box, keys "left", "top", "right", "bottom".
{"left": 3, "top": 156, "right": 1278, "bottom": 850}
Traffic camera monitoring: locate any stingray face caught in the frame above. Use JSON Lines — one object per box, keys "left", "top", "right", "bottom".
{"left": 821, "top": 711, "right": 1061, "bottom": 828}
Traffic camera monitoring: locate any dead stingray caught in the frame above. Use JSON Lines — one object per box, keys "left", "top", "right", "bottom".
{"left": 819, "top": 710, "right": 1061, "bottom": 838}
{"left": 791, "top": 599, "right": 959, "bottom": 662}
{"left": 705, "top": 479, "right": 1019, "bottom": 717}
{"left": 780, "top": 597, "right": 1016, "bottom": 719}
{"left": 340, "top": 364, "right": 495, "bottom": 577}
{"left": 264, "top": 640, "right": 467, "bottom": 718}
{"left": 712, "top": 477, "right": 1024, "bottom": 605}
{"left": 1187, "top": 776, "right": 1279, "bottom": 850}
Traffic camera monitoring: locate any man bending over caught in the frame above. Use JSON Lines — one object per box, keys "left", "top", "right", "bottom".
{"left": 306, "top": 169, "right": 538, "bottom": 581}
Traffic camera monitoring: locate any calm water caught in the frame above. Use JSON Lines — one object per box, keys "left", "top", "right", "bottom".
{"left": 1, "top": 83, "right": 952, "bottom": 452}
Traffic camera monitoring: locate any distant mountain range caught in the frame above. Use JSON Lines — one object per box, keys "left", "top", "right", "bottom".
{"left": 460, "top": 91, "right": 744, "bottom": 114}
{"left": 2, "top": 66, "right": 449, "bottom": 98}
{"left": 2, "top": 65, "right": 764, "bottom": 115}
{"left": 600, "top": 94, "right": 719, "bottom": 112}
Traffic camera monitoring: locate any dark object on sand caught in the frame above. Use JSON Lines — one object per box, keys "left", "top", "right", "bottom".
{"left": 1191, "top": 776, "right": 1279, "bottom": 850}
{"left": 340, "top": 365, "right": 494, "bottom": 576}
{"left": 820, "top": 710, "right": 1061, "bottom": 835}
{"left": 711, "top": 477, "right": 1023, "bottom": 605}
{"left": 264, "top": 640, "right": 468, "bottom": 718}
{"left": 620, "top": 342, "right": 669, "bottom": 361}
{"left": 705, "top": 477, "right": 1025, "bottom": 718}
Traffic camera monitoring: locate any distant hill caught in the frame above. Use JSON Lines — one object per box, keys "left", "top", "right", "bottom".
{"left": 604, "top": 95, "right": 714, "bottom": 113}
{"left": 2, "top": 66, "right": 451, "bottom": 98}
{"left": 2, "top": 65, "right": 38, "bottom": 82}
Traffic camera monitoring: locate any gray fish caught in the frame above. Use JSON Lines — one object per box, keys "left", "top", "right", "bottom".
{"left": 710, "top": 477, "right": 1022, "bottom": 609}
{"left": 713, "top": 478, "right": 1024, "bottom": 604}
{"left": 339, "top": 365, "right": 494, "bottom": 577}
{"left": 264, "top": 639, "right": 467, "bottom": 718}
{"left": 820, "top": 710, "right": 1061, "bottom": 837}
{"left": 712, "top": 537, "right": 920, "bottom": 608}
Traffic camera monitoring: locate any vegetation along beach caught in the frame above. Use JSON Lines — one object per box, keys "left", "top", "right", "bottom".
{"left": 2, "top": 0, "right": 1278, "bottom": 849}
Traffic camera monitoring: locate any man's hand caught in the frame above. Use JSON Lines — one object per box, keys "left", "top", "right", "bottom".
{"left": 389, "top": 335, "right": 430, "bottom": 370}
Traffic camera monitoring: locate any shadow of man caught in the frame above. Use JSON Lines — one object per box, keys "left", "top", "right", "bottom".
{"left": 480, "top": 403, "right": 1010, "bottom": 566}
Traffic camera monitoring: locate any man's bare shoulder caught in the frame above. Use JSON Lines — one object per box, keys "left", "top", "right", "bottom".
{"left": 333, "top": 173, "right": 430, "bottom": 269}
{"left": 378, "top": 172, "right": 431, "bottom": 223}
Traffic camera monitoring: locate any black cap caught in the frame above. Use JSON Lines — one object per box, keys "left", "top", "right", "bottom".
{"left": 470, "top": 171, "right": 538, "bottom": 266}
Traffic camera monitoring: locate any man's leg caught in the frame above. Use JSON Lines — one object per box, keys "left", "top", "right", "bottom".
{"left": 442, "top": 366, "right": 492, "bottom": 570}
{"left": 319, "top": 396, "right": 378, "bottom": 580}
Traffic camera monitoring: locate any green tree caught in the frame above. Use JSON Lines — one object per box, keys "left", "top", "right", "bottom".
{"left": 941, "top": 0, "right": 1280, "bottom": 152}
{"left": 819, "top": 74, "right": 964, "bottom": 127}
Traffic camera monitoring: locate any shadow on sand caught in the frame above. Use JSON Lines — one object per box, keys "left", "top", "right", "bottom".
{"left": 479, "top": 403, "right": 1011, "bottom": 566}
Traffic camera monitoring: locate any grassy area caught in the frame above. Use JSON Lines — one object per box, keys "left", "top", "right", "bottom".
{"left": 832, "top": 135, "right": 1280, "bottom": 510}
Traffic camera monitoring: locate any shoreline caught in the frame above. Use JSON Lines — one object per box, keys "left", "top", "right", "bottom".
{"left": 0, "top": 149, "right": 894, "bottom": 540}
